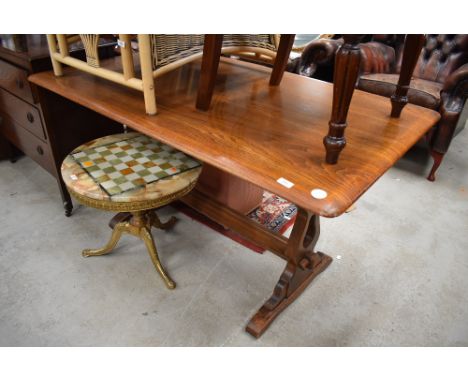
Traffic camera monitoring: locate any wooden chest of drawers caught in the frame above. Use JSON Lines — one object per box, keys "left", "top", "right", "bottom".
{"left": 0, "top": 57, "right": 36, "bottom": 103}
{"left": 0, "top": 36, "right": 54, "bottom": 174}
{"left": 0, "top": 35, "right": 123, "bottom": 215}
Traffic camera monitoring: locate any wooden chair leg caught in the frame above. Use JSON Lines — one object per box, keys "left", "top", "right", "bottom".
{"left": 7, "top": 141, "right": 17, "bottom": 163}
{"left": 196, "top": 34, "right": 223, "bottom": 111}
{"left": 269, "top": 34, "right": 295, "bottom": 86}
{"left": 427, "top": 150, "right": 444, "bottom": 182}
{"left": 46, "top": 34, "right": 64, "bottom": 76}
{"left": 56, "top": 176, "right": 73, "bottom": 217}
{"left": 323, "top": 35, "right": 365, "bottom": 164}
{"left": 390, "top": 34, "right": 425, "bottom": 118}
{"left": 138, "top": 34, "right": 157, "bottom": 115}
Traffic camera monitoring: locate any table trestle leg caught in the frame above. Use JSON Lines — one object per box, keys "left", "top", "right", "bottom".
{"left": 246, "top": 208, "right": 332, "bottom": 338}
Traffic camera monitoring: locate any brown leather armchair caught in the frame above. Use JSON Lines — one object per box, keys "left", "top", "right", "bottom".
{"left": 290, "top": 35, "right": 468, "bottom": 181}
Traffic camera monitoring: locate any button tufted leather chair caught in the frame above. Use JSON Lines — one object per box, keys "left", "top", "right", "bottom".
{"left": 290, "top": 34, "right": 468, "bottom": 181}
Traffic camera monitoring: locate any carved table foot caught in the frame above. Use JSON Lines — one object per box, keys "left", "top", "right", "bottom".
{"left": 246, "top": 251, "right": 332, "bottom": 338}
{"left": 246, "top": 208, "right": 332, "bottom": 337}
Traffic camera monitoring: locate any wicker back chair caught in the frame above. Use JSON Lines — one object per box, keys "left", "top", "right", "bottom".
{"left": 46, "top": 34, "right": 279, "bottom": 115}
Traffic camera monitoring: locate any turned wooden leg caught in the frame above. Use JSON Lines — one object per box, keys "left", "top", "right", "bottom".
{"left": 196, "top": 34, "right": 223, "bottom": 111}
{"left": 269, "top": 34, "right": 295, "bottom": 86}
{"left": 246, "top": 208, "right": 332, "bottom": 338}
{"left": 323, "top": 35, "right": 365, "bottom": 164}
{"left": 427, "top": 150, "right": 444, "bottom": 182}
{"left": 63, "top": 200, "right": 73, "bottom": 217}
{"left": 56, "top": 176, "right": 73, "bottom": 217}
{"left": 6, "top": 141, "right": 17, "bottom": 163}
{"left": 390, "top": 34, "right": 425, "bottom": 118}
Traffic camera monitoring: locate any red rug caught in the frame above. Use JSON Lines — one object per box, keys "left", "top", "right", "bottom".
{"left": 247, "top": 191, "right": 297, "bottom": 234}
{"left": 173, "top": 191, "right": 297, "bottom": 253}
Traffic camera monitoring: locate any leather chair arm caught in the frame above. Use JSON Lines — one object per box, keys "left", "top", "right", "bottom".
{"left": 431, "top": 64, "right": 468, "bottom": 153}
{"left": 441, "top": 63, "right": 468, "bottom": 109}
{"left": 288, "top": 38, "right": 343, "bottom": 78}
{"left": 290, "top": 37, "right": 396, "bottom": 80}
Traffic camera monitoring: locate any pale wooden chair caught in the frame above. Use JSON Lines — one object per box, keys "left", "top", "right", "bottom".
{"left": 46, "top": 34, "right": 280, "bottom": 115}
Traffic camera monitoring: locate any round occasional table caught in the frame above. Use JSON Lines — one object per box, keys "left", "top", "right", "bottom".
{"left": 61, "top": 132, "right": 202, "bottom": 289}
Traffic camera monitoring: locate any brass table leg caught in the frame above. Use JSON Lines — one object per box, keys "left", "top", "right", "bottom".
{"left": 82, "top": 210, "right": 176, "bottom": 289}
{"left": 82, "top": 222, "right": 126, "bottom": 257}
{"left": 140, "top": 227, "right": 176, "bottom": 289}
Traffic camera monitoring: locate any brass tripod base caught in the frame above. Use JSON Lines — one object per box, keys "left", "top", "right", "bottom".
{"left": 82, "top": 210, "right": 177, "bottom": 289}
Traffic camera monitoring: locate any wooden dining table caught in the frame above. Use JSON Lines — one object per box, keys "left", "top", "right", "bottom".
{"left": 29, "top": 56, "right": 440, "bottom": 337}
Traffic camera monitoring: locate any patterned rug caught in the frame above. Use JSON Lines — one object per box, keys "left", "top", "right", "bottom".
{"left": 174, "top": 191, "right": 297, "bottom": 253}
{"left": 248, "top": 191, "right": 297, "bottom": 234}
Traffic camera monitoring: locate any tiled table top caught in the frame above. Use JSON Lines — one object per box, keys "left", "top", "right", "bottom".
{"left": 61, "top": 133, "right": 202, "bottom": 203}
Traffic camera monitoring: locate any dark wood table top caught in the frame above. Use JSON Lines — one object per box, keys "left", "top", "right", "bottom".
{"left": 29, "top": 57, "right": 440, "bottom": 217}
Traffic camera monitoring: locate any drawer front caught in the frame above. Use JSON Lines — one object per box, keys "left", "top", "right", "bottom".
{"left": 0, "top": 113, "right": 54, "bottom": 175}
{"left": 0, "top": 59, "right": 35, "bottom": 104}
{"left": 0, "top": 88, "right": 46, "bottom": 140}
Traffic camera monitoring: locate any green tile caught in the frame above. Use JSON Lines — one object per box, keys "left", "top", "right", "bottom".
{"left": 72, "top": 134, "right": 201, "bottom": 196}
{"left": 137, "top": 169, "right": 150, "bottom": 177}
{"left": 103, "top": 167, "right": 115, "bottom": 174}
{"left": 96, "top": 175, "right": 110, "bottom": 183}
{"left": 107, "top": 186, "right": 122, "bottom": 195}
{"left": 155, "top": 171, "right": 168, "bottom": 178}
{"left": 100, "top": 150, "right": 112, "bottom": 156}
{"left": 113, "top": 176, "right": 128, "bottom": 185}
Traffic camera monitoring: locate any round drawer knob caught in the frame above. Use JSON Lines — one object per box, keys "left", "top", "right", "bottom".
{"left": 16, "top": 78, "right": 24, "bottom": 89}
{"left": 27, "top": 112, "right": 34, "bottom": 123}
{"left": 36, "top": 146, "right": 44, "bottom": 155}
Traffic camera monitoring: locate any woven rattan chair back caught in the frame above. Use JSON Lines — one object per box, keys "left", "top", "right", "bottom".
{"left": 46, "top": 34, "right": 279, "bottom": 115}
